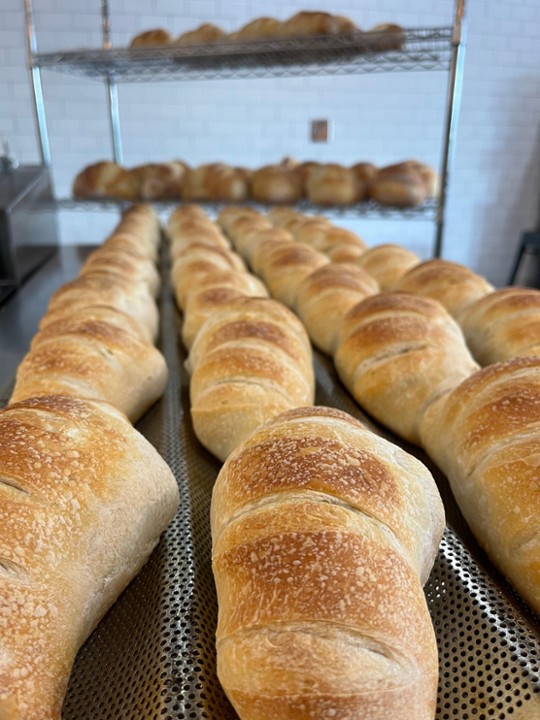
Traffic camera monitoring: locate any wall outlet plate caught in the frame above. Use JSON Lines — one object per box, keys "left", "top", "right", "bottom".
{"left": 310, "top": 119, "right": 331, "bottom": 142}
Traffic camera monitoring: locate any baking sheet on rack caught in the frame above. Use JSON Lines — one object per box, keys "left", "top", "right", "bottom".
{"left": 61, "top": 261, "right": 539, "bottom": 720}
{"left": 1, "top": 251, "right": 538, "bottom": 719}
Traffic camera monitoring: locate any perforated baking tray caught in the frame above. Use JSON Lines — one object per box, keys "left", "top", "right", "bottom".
{"left": 1, "top": 250, "right": 539, "bottom": 719}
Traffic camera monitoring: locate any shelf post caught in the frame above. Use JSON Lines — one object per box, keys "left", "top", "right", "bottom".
{"left": 434, "top": 0, "right": 467, "bottom": 258}
{"left": 24, "top": 0, "right": 52, "bottom": 167}
{"left": 100, "top": 0, "right": 123, "bottom": 164}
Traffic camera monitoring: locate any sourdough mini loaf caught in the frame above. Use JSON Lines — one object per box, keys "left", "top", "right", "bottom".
{"left": 0, "top": 395, "right": 179, "bottom": 720}
{"left": 187, "top": 296, "right": 314, "bottom": 461}
{"left": 355, "top": 243, "right": 420, "bottom": 290}
{"left": 296, "top": 262, "right": 379, "bottom": 355}
{"left": 212, "top": 405, "right": 444, "bottom": 720}
{"left": 395, "top": 259, "right": 494, "bottom": 318}
{"left": 457, "top": 286, "right": 540, "bottom": 365}
{"left": 335, "top": 292, "right": 479, "bottom": 443}
{"left": 10, "top": 315, "right": 167, "bottom": 423}
{"left": 420, "top": 357, "right": 540, "bottom": 615}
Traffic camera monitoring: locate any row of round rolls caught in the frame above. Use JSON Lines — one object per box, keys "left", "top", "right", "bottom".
{"left": 73, "top": 158, "right": 437, "bottom": 208}
{"left": 1, "top": 205, "right": 180, "bottom": 718}
{"left": 211, "top": 212, "right": 445, "bottom": 719}
{"left": 10, "top": 204, "right": 168, "bottom": 424}
{"left": 229, "top": 204, "right": 539, "bottom": 616}
{"left": 168, "top": 204, "right": 315, "bottom": 462}
{"left": 129, "top": 12, "right": 404, "bottom": 49}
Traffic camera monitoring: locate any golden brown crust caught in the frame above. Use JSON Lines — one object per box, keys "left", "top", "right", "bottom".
{"left": 0, "top": 395, "right": 179, "bottom": 719}
{"left": 11, "top": 316, "right": 167, "bottom": 423}
{"left": 72, "top": 161, "right": 140, "bottom": 200}
{"left": 305, "top": 164, "right": 361, "bottom": 206}
{"left": 229, "top": 17, "right": 282, "bottom": 41}
{"left": 182, "top": 163, "right": 248, "bottom": 202}
{"left": 212, "top": 406, "right": 443, "bottom": 718}
{"left": 420, "top": 357, "right": 540, "bottom": 614}
{"left": 174, "top": 23, "right": 225, "bottom": 45}
{"left": 250, "top": 165, "right": 303, "bottom": 204}
{"left": 187, "top": 297, "right": 314, "bottom": 460}
{"left": 458, "top": 287, "right": 540, "bottom": 365}
{"left": 296, "top": 263, "right": 378, "bottom": 355}
{"left": 280, "top": 11, "right": 358, "bottom": 36}
{"left": 369, "top": 163, "right": 429, "bottom": 207}
{"left": 335, "top": 292, "right": 479, "bottom": 443}
{"left": 395, "top": 259, "right": 494, "bottom": 318}
{"left": 355, "top": 243, "right": 420, "bottom": 290}
{"left": 129, "top": 28, "right": 172, "bottom": 47}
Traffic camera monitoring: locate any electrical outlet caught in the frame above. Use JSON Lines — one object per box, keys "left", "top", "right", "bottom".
{"left": 310, "top": 119, "right": 331, "bottom": 142}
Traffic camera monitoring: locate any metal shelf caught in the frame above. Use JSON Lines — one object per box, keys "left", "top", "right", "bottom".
{"left": 53, "top": 196, "right": 439, "bottom": 220}
{"left": 35, "top": 27, "right": 453, "bottom": 82}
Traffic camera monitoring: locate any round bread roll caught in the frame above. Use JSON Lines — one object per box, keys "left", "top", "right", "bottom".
{"left": 281, "top": 11, "right": 357, "bottom": 36}
{"left": 129, "top": 28, "right": 172, "bottom": 48}
{"left": 187, "top": 296, "right": 315, "bottom": 461}
{"left": 132, "top": 162, "right": 188, "bottom": 200}
{"left": 229, "top": 17, "right": 282, "bottom": 41}
{"left": 355, "top": 244, "right": 420, "bottom": 290}
{"left": 175, "top": 23, "right": 225, "bottom": 46}
{"left": 369, "top": 163, "right": 428, "bottom": 207}
{"left": 351, "top": 161, "right": 377, "bottom": 199}
{"left": 182, "top": 271, "right": 269, "bottom": 349}
{"left": 235, "top": 226, "right": 292, "bottom": 268}
{"left": 368, "top": 23, "right": 405, "bottom": 51}
{"left": 72, "top": 161, "right": 140, "bottom": 200}
{"left": 305, "top": 164, "right": 361, "bottom": 206}
{"left": 296, "top": 263, "right": 379, "bottom": 355}
{"left": 217, "top": 206, "right": 261, "bottom": 235}
{"left": 222, "top": 215, "right": 274, "bottom": 254}
{"left": 250, "top": 165, "right": 303, "bottom": 204}
{"left": 457, "top": 287, "right": 540, "bottom": 365}
{"left": 183, "top": 163, "right": 248, "bottom": 202}
{"left": 395, "top": 259, "right": 494, "bottom": 319}
{"left": 335, "top": 292, "right": 479, "bottom": 443}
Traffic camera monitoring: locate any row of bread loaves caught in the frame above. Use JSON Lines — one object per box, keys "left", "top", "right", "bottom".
{"left": 173, "top": 207, "right": 446, "bottom": 718}
{"left": 168, "top": 204, "right": 315, "bottom": 461}
{"left": 73, "top": 158, "right": 437, "bottom": 208}
{"left": 0, "top": 204, "right": 179, "bottom": 719}
{"left": 129, "top": 11, "right": 404, "bottom": 49}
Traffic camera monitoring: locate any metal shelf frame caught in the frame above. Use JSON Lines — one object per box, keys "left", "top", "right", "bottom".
{"left": 23, "top": 0, "right": 467, "bottom": 257}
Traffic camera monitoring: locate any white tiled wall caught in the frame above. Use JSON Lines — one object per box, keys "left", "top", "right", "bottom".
{"left": 1, "top": 0, "right": 539, "bottom": 285}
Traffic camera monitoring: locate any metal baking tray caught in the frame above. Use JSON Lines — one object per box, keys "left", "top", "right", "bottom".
{"left": 1, "top": 249, "right": 539, "bottom": 719}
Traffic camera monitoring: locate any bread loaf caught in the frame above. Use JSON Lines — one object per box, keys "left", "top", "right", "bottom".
{"left": 79, "top": 248, "right": 160, "bottom": 297}
{"left": 10, "top": 316, "right": 167, "bottom": 423}
{"left": 253, "top": 240, "right": 329, "bottom": 308}
{"left": 368, "top": 23, "right": 405, "bottom": 51}
{"left": 43, "top": 273, "right": 159, "bottom": 344}
{"left": 395, "top": 259, "right": 494, "bottom": 318}
{"left": 129, "top": 28, "right": 172, "bottom": 47}
{"left": 420, "top": 357, "right": 540, "bottom": 614}
{"left": 236, "top": 227, "right": 292, "bottom": 269}
{"left": 305, "top": 164, "right": 361, "bottom": 206}
{"left": 183, "top": 163, "right": 248, "bottom": 202}
{"left": 229, "top": 17, "right": 282, "bottom": 40}
{"left": 369, "top": 163, "right": 428, "bottom": 207}
{"left": 281, "top": 11, "right": 357, "bottom": 36}
{"left": 0, "top": 395, "right": 179, "bottom": 719}
{"left": 114, "top": 204, "right": 161, "bottom": 253}
{"left": 181, "top": 271, "right": 268, "bottom": 349}
{"left": 355, "top": 243, "right": 420, "bottom": 290}
{"left": 335, "top": 292, "right": 479, "bottom": 443}
{"left": 212, "top": 405, "right": 443, "bottom": 720}
{"left": 72, "top": 161, "right": 140, "bottom": 200}
{"left": 296, "top": 263, "right": 379, "bottom": 355}
{"left": 250, "top": 165, "right": 303, "bottom": 204}
{"left": 171, "top": 243, "right": 246, "bottom": 310}
{"left": 132, "top": 162, "right": 187, "bottom": 200}
{"left": 175, "top": 23, "right": 225, "bottom": 45}
{"left": 187, "top": 297, "right": 314, "bottom": 461}
{"left": 458, "top": 287, "right": 540, "bottom": 365}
